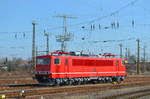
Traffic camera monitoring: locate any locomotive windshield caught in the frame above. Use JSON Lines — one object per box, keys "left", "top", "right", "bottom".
{"left": 36, "top": 57, "right": 50, "bottom": 65}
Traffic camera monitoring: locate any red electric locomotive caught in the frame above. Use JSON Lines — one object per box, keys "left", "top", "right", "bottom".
{"left": 35, "top": 51, "right": 127, "bottom": 85}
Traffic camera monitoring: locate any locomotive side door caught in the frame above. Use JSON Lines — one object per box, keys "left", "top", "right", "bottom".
{"left": 116, "top": 60, "right": 119, "bottom": 76}
{"left": 64, "top": 58, "right": 69, "bottom": 78}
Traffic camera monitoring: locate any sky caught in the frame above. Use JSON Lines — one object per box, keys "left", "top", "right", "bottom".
{"left": 0, "top": 0, "right": 150, "bottom": 59}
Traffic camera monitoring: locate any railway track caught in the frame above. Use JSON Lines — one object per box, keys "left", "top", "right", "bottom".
{"left": 0, "top": 79, "right": 149, "bottom": 92}
{"left": 0, "top": 76, "right": 150, "bottom": 98}
{"left": 0, "top": 79, "right": 37, "bottom": 85}
{"left": 0, "top": 83, "right": 51, "bottom": 92}
{"left": 0, "top": 76, "right": 149, "bottom": 91}
{"left": 0, "top": 76, "right": 149, "bottom": 84}
{"left": 100, "top": 86, "right": 150, "bottom": 99}
{"left": 0, "top": 81, "right": 150, "bottom": 98}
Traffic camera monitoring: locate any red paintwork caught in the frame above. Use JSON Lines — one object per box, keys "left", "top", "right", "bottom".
{"left": 36, "top": 55, "right": 50, "bottom": 71}
{"left": 35, "top": 55, "right": 127, "bottom": 78}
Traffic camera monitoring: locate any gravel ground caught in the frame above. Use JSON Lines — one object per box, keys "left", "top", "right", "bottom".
{"left": 66, "top": 86, "right": 150, "bottom": 99}
{"left": 23, "top": 85, "right": 150, "bottom": 99}
{"left": 137, "top": 96, "right": 150, "bottom": 99}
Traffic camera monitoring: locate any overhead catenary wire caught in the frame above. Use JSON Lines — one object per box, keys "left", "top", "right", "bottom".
{"left": 0, "top": 0, "right": 146, "bottom": 39}
{"left": 89, "top": 37, "right": 136, "bottom": 43}
{"left": 43, "top": 0, "right": 140, "bottom": 31}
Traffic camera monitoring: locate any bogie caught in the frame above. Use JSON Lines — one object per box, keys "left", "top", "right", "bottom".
{"left": 36, "top": 76, "right": 125, "bottom": 86}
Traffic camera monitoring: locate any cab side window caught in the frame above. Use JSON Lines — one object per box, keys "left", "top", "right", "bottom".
{"left": 54, "top": 58, "right": 60, "bottom": 64}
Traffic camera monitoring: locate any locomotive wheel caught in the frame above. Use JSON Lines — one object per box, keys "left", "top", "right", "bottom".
{"left": 82, "top": 81, "right": 86, "bottom": 84}
{"left": 55, "top": 79, "right": 61, "bottom": 86}
{"left": 55, "top": 82, "right": 60, "bottom": 86}
{"left": 78, "top": 81, "right": 81, "bottom": 85}
{"left": 69, "top": 80, "right": 73, "bottom": 85}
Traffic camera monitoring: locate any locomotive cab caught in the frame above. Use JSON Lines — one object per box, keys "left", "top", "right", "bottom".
{"left": 35, "top": 55, "right": 51, "bottom": 83}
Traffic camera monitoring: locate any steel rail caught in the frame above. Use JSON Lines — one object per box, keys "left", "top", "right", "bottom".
{"left": 1, "top": 81, "right": 150, "bottom": 98}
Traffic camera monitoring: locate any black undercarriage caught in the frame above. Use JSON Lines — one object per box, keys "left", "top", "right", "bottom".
{"left": 35, "top": 75, "right": 125, "bottom": 86}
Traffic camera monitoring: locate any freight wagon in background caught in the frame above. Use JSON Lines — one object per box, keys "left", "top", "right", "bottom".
{"left": 34, "top": 51, "right": 127, "bottom": 85}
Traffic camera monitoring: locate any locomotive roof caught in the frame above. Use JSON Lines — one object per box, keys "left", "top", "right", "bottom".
{"left": 36, "top": 51, "right": 122, "bottom": 60}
